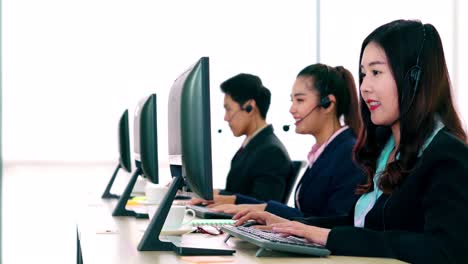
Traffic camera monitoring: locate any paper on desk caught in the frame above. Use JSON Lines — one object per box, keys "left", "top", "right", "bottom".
{"left": 180, "top": 256, "right": 233, "bottom": 264}
{"left": 95, "top": 220, "right": 119, "bottom": 234}
{"left": 96, "top": 228, "right": 119, "bottom": 234}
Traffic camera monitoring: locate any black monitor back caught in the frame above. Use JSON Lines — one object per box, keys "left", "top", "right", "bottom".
{"left": 168, "top": 57, "right": 213, "bottom": 200}
{"left": 180, "top": 57, "right": 213, "bottom": 200}
{"left": 137, "top": 58, "right": 236, "bottom": 255}
{"left": 118, "top": 109, "right": 132, "bottom": 172}
{"left": 135, "top": 94, "right": 159, "bottom": 184}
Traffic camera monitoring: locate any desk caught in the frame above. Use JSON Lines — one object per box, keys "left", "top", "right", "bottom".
{"left": 76, "top": 200, "right": 406, "bottom": 264}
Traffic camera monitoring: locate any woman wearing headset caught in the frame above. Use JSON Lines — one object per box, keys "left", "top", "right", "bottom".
{"left": 203, "top": 64, "right": 365, "bottom": 219}
{"left": 234, "top": 20, "right": 468, "bottom": 264}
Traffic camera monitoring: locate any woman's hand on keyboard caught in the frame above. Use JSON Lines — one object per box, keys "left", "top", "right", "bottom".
{"left": 270, "top": 221, "right": 330, "bottom": 246}
{"left": 209, "top": 203, "right": 267, "bottom": 215}
{"left": 206, "top": 195, "right": 237, "bottom": 207}
{"left": 190, "top": 194, "right": 236, "bottom": 206}
{"left": 189, "top": 197, "right": 214, "bottom": 206}
{"left": 233, "top": 210, "right": 288, "bottom": 227}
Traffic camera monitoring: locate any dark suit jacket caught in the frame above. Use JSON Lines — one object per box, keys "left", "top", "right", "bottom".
{"left": 266, "top": 128, "right": 364, "bottom": 218}
{"left": 219, "top": 125, "right": 292, "bottom": 202}
{"left": 298, "top": 130, "right": 468, "bottom": 264}
{"left": 236, "top": 128, "right": 364, "bottom": 219}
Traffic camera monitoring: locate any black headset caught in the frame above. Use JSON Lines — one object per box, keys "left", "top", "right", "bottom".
{"left": 317, "top": 65, "right": 332, "bottom": 109}
{"left": 406, "top": 24, "right": 426, "bottom": 104}
{"left": 244, "top": 104, "right": 253, "bottom": 113}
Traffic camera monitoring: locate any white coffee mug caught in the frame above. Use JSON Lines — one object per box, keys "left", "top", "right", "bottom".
{"left": 145, "top": 183, "right": 168, "bottom": 204}
{"left": 133, "top": 177, "right": 147, "bottom": 194}
{"left": 162, "top": 205, "right": 195, "bottom": 231}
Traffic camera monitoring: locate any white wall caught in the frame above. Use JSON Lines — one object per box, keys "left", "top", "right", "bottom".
{"left": 320, "top": 0, "right": 466, "bottom": 128}
{"left": 2, "top": 1, "right": 467, "bottom": 187}
{"left": 320, "top": 0, "right": 454, "bottom": 91}
{"left": 457, "top": 0, "right": 468, "bottom": 128}
{"left": 2, "top": 0, "right": 317, "bottom": 186}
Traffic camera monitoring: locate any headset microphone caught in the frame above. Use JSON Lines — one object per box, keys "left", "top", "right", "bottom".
{"left": 284, "top": 65, "right": 333, "bottom": 132}
{"left": 282, "top": 95, "right": 333, "bottom": 132}
{"left": 282, "top": 104, "right": 321, "bottom": 132}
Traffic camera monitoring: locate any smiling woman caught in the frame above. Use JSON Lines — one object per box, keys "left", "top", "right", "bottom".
{"left": 355, "top": 20, "right": 466, "bottom": 194}
{"left": 359, "top": 42, "right": 400, "bottom": 126}
{"left": 233, "top": 19, "right": 468, "bottom": 264}
{"left": 205, "top": 64, "right": 365, "bottom": 221}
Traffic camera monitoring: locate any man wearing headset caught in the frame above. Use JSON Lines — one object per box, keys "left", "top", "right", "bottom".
{"left": 209, "top": 73, "right": 292, "bottom": 204}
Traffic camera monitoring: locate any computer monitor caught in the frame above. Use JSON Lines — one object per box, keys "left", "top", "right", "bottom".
{"left": 138, "top": 57, "right": 234, "bottom": 255}
{"left": 134, "top": 94, "right": 159, "bottom": 184}
{"left": 168, "top": 58, "right": 213, "bottom": 199}
{"left": 102, "top": 109, "right": 132, "bottom": 199}
{"left": 112, "top": 94, "right": 159, "bottom": 218}
{"left": 168, "top": 56, "right": 213, "bottom": 199}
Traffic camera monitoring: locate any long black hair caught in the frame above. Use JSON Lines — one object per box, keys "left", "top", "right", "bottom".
{"left": 354, "top": 20, "right": 466, "bottom": 194}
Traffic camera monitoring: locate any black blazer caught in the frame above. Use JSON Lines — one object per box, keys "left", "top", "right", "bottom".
{"left": 265, "top": 128, "right": 364, "bottom": 219}
{"left": 298, "top": 130, "right": 468, "bottom": 264}
{"left": 220, "top": 125, "right": 292, "bottom": 202}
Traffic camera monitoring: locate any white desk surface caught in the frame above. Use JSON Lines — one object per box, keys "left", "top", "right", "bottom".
{"left": 77, "top": 199, "right": 406, "bottom": 264}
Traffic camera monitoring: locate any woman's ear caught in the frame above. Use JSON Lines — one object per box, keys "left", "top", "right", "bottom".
{"left": 323, "top": 94, "right": 337, "bottom": 114}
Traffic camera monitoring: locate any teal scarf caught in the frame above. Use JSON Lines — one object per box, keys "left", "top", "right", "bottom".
{"left": 354, "top": 121, "right": 444, "bottom": 227}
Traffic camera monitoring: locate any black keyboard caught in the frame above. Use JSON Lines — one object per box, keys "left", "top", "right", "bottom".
{"left": 221, "top": 225, "right": 331, "bottom": 257}
{"left": 186, "top": 205, "right": 234, "bottom": 219}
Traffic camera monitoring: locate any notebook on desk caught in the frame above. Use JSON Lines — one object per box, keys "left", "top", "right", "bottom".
{"left": 191, "top": 219, "right": 236, "bottom": 227}
{"left": 221, "top": 225, "right": 331, "bottom": 257}
{"left": 186, "top": 205, "right": 234, "bottom": 219}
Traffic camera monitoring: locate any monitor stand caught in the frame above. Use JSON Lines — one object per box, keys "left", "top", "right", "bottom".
{"left": 138, "top": 175, "right": 235, "bottom": 255}
{"left": 101, "top": 164, "right": 121, "bottom": 199}
{"left": 112, "top": 167, "right": 149, "bottom": 219}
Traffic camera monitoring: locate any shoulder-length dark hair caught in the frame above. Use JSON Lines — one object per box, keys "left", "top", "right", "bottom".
{"left": 297, "top": 63, "right": 362, "bottom": 135}
{"left": 354, "top": 19, "right": 466, "bottom": 194}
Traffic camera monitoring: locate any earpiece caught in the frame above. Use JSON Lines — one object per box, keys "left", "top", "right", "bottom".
{"left": 226, "top": 103, "right": 253, "bottom": 123}
{"left": 317, "top": 65, "right": 332, "bottom": 109}
{"left": 406, "top": 24, "right": 426, "bottom": 102}
{"left": 408, "top": 65, "right": 422, "bottom": 95}
{"left": 319, "top": 96, "right": 331, "bottom": 109}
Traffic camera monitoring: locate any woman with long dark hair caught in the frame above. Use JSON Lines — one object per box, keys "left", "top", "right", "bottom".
{"left": 234, "top": 20, "right": 468, "bottom": 264}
